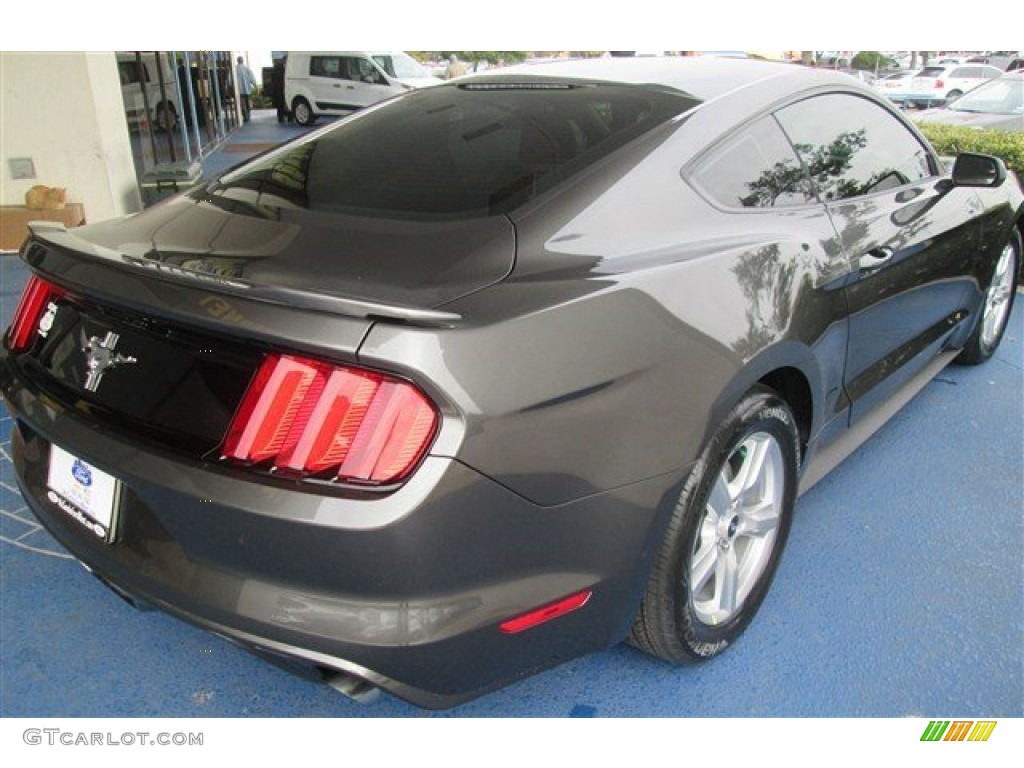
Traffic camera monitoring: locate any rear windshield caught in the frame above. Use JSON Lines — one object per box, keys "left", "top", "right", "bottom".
{"left": 215, "top": 80, "right": 697, "bottom": 219}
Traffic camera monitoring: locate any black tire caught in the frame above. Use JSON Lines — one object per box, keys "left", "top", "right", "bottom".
{"left": 630, "top": 385, "right": 799, "bottom": 662}
{"left": 956, "top": 229, "right": 1020, "bottom": 365}
{"left": 292, "top": 97, "right": 315, "bottom": 127}
{"left": 946, "top": 89, "right": 963, "bottom": 102}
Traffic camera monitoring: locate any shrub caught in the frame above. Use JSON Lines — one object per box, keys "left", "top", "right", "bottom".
{"left": 852, "top": 51, "right": 895, "bottom": 72}
{"left": 916, "top": 123, "right": 1024, "bottom": 176}
{"left": 251, "top": 86, "right": 273, "bottom": 109}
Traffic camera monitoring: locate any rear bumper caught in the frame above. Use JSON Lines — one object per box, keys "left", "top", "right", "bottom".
{"left": 2, "top": 361, "right": 677, "bottom": 707}
{"left": 894, "top": 92, "right": 946, "bottom": 106}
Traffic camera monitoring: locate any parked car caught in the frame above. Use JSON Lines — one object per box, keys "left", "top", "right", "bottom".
{"left": 284, "top": 51, "right": 440, "bottom": 126}
{"left": 968, "top": 51, "right": 1023, "bottom": 71}
{"left": 873, "top": 69, "right": 918, "bottom": 96}
{"left": 837, "top": 68, "right": 876, "bottom": 86}
{"left": 818, "top": 51, "right": 855, "bottom": 69}
{"left": 898, "top": 63, "right": 1003, "bottom": 108}
{"left": 874, "top": 69, "right": 914, "bottom": 89}
{"left": 914, "top": 71, "right": 1024, "bottom": 132}
{"left": 3, "top": 57, "right": 1022, "bottom": 708}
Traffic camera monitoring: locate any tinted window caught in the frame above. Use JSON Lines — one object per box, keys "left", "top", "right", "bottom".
{"left": 918, "top": 67, "right": 944, "bottom": 78}
{"left": 217, "top": 81, "right": 697, "bottom": 219}
{"left": 950, "top": 67, "right": 972, "bottom": 78}
{"left": 775, "top": 94, "right": 934, "bottom": 202}
{"left": 310, "top": 56, "right": 342, "bottom": 78}
{"left": 693, "top": 117, "right": 816, "bottom": 209}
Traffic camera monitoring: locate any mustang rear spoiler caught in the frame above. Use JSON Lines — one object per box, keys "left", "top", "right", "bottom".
{"left": 26, "top": 222, "right": 462, "bottom": 328}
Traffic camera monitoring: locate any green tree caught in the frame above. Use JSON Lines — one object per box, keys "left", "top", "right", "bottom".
{"left": 852, "top": 51, "right": 895, "bottom": 72}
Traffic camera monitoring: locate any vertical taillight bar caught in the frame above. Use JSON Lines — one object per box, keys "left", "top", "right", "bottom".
{"left": 223, "top": 353, "right": 439, "bottom": 485}
{"left": 6, "top": 276, "right": 64, "bottom": 353}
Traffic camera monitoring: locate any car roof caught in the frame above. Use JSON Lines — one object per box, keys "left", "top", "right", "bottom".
{"left": 926, "top": 62, "right": 1002, "bottom": 73}
{"left": 464, "top": 56, "right": 855, "bottom": 105}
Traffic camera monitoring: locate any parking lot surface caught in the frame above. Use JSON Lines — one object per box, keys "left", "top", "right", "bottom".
{"left": 2, "top": 239, "right": 1022, "bottom": 719}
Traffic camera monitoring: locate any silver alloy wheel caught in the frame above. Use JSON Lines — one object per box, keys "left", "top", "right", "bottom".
{"left": 690, "top": 431, "right": 784, "bottom": 626}
{"left": 980, "top": 243, "right": 1016, "bottom": 350}
{"left": 294, "top": 100, "right": 311, "bottom": 125}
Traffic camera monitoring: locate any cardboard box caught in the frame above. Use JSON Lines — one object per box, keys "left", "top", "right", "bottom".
{"left": 0, "top": 203, "right": 86, "bottom": 251}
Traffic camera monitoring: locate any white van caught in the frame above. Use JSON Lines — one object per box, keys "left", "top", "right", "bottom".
{"left": 117, "top": 52, "right": 181, "bottom": 132}
{"left": 284, "top": 51, "right": 441, "bottom": 125}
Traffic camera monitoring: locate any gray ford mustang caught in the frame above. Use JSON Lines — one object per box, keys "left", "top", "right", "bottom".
{"left": 3, "top": 57, "right": 1022, "bottom": 708}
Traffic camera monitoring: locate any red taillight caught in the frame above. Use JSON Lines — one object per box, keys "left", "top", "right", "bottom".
{"left": 6, "top": 275, "right": 64, "bottom": 353}
{"left": 935, "top": 79, "right": 944, "bottom": 88}
{"left": 224, "top": 353, "right": 439, "bottom": 485}
{"left": 499, "top": 590, "right": 593, "bottom": 634}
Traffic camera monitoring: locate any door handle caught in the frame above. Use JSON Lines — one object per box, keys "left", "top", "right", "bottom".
{"left": 858, "top": 247, "right": 894, "bottom": 274}
{"left": 865, "top": 246, "right": 894, "bottom": 262}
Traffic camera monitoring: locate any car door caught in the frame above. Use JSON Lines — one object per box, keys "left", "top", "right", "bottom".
{"left": 339, "top": 56, "right": 395, "bottom": 108}
{"left": 947, "top": 66, "right": 983, "bottom": 96}
{"left": 775, "top": 92, "right": 985, "bottom": 423}
{"left": 308, "top": 54, "right": 346, "bottom": 112}
{"left": 956, "top": 66, "right": 1002, "bottom": 96}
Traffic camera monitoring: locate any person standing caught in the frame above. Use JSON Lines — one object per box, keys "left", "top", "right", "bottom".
{"left": 235, "top": 55, "right": 257, "bottom": 122}
{"left": 444, "top": 53, "right": 468, "bottom": 80}
{"left": 272, "top": 56, "right": 290, "bottom": 123}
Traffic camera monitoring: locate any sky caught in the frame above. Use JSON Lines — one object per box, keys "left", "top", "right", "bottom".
{"left": 3, "top": 1, "right": 1020, "bottom": 53}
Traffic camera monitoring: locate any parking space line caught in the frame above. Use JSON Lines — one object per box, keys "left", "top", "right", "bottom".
{"left": 1, "top": 507, "right": 34, "bottom": 524}
{"left": 0, "top": 533, "right": 73, "bottom": 559}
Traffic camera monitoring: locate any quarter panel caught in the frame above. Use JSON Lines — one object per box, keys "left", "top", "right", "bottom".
{"left": 360, "top": 132, "right": 853, "bottom": 505}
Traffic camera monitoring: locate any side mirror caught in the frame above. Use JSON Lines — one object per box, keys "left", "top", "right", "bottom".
{"left": 951, "top": 153, "right": 1007, "bottom": 187}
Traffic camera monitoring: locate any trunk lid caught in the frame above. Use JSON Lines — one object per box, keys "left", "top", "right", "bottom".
{"left": 48, "top": 193, "right": 516, "bottom": 313}
{"left": 9, "top": 199, "right": 513, "bottom": 460}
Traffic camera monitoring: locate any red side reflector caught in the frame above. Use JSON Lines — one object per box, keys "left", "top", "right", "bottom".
{"left": 224, "top": 353, "right": 439, "bottom": 485}
{"left": 499, "top": 590, "right": 593, "bottom": 634}
{"left": 6, "top": 275, "right": 64, "bottom": 353}
{"left": 935, "top": 79, "right": 944, "bottom": 88}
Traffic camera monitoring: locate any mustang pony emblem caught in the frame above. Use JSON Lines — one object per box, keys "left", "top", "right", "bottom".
{"left": 80, "top": 330, "right": 137, "bottom": 393}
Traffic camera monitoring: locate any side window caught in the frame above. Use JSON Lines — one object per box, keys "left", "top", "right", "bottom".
{"left": 342, "top": 57, "right": 387, "bottom": 85}
{"left": 310, "top": 57, "right": 342, "bottom": 78}
{"left": 775, "top": 94, "right": 935, "bottom": 202}
{"left": 950, "top": 67, "right": 971, "bottom": 79}
{"left": 691, "top": 117, "right": 817, "bottom": 209}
